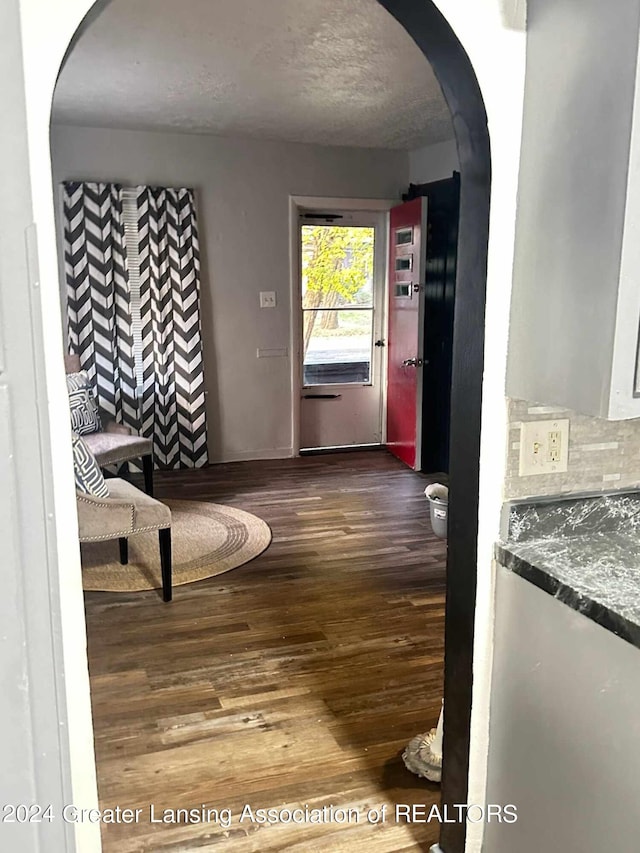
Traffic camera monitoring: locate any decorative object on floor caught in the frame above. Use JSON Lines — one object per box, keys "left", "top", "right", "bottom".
{"left": 76, "top": 477, "right": 173, "bottom": 602}
{"left": 403, "top": 700, "right": 444, "bottom": 783}
{"left": 65, "top": 353, "right": 154, "bottom": 493}
{"left": 80, "top": 500, "right": 271, "bottom": 592}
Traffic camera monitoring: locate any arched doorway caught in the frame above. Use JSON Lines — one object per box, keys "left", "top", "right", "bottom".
{"left": 54, "top": 2, "right": 490, "bottom": 851}
{"left": 0, "top": 1, "right": 503, "bottom": 851}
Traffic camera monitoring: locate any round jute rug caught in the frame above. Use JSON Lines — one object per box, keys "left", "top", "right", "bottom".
{"left": 80, "top": 500, "right": 272, "bottom": 592}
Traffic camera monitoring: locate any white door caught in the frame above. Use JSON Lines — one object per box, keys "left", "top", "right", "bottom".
{"left": 298, "top": 210, "right": 386, "bottom": 450}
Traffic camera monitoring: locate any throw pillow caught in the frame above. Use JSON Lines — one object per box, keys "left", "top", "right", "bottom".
{"left": 66, "top": 370, "right": 102, "bottom": 435}
{"left": 71, "top": 432, "right": 110, "bottom": 498}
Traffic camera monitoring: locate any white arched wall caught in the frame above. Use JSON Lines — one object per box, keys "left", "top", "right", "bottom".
{"left": 435, "top": 6, "right": 526, "bottom": 852}
{"left": 15, "top": 1, "right": 526, "bottom": 851}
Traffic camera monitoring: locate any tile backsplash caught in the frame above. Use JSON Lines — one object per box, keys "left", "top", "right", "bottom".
{"left": 505, "top": 399, "right": 640, "bottom": 499}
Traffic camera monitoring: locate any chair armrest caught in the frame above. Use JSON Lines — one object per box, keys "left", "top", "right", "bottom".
{"left": 76, "top": 492, "right": 135, "bottom": 541}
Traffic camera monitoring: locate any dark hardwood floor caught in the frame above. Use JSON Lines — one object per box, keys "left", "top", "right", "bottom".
{"left": 84, "top": 451, "right": 447, "bottom": 852}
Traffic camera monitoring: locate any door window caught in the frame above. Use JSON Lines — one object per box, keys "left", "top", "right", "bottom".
{"left": 301, "top": 224, "right": 375, "bottom": 386}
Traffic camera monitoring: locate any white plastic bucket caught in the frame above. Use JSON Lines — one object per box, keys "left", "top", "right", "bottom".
{"left": 424, "top": 483, "right": 449, "bottom": 539}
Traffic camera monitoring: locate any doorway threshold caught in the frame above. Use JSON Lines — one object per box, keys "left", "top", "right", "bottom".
{"left": 299, "top": 443, "right": 385, "bottom": 456}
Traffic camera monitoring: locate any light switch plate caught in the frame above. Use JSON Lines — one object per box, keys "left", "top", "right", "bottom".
{"left": 259, "top": 291, "right": 276, "bottom": 308}
{"left": 518, "top": 418, "right": 570, "bottom": 476}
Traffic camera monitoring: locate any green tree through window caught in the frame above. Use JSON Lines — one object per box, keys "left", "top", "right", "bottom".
{"left": 301, "top": 225, "right": 374, "bottom": 358}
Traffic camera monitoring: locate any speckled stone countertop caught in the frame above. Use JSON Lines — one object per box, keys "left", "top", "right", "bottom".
{"left": 495, "top": 490, "right": 640, "bottom": 649}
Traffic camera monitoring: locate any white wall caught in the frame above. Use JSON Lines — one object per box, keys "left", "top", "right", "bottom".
{"left": 485, "top": 567, "right": 640, "bottom": 852}
{"left": 408, "top": 138, "right": 459, "bottom": 184}
{"left": 51, "top": 125, "right": 408, "bottom": 463}
{"left": 429, "top": 7, "right": 526, "bottom": 850}
{"left": 0, "top": 2, "right": 88, "bottom": 852}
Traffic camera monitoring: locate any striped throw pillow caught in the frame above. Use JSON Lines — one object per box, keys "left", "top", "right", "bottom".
{"left": 71, "top": 432, "right": 109, "bottom": 498}
{"left": 66, "top": 371, "right": 102, "bottom": 435}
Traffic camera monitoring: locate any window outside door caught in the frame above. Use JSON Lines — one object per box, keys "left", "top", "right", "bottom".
{"left": 298, "top": 211, "right": 386, "bottom": 450}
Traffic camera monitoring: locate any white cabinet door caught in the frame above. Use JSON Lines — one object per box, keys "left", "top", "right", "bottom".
{"left": 506, "top": 0, "right": 640, "bottom": 420}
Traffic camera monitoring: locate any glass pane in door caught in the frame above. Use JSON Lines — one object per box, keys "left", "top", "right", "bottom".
{"left": 304, "top": 309, "right": 373, "bottom": 385}
{"left": 301, "top": 225, "right": 375, "bottom": 385}
{"left": 301, "top": 225, "right": 374, "bottom": 308}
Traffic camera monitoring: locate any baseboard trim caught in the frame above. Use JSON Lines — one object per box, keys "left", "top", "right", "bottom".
{"left": 300, "top": 444, "right": 385, "bottom": 456}
{"left": 212, "top": 448, "right": 294, "bottom": 463}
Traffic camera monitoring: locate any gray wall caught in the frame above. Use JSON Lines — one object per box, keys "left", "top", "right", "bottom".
{"left": 408, "top": 138, "right": 458, "bottom": 184}
{"left": 485, "top": 567, "right": 640, "bottom": 852}
{"left": 506, "top": 0, "right": 640, "bottom": 415}
{"left": 51, "top": 125, "right": 408, "bottom": 462}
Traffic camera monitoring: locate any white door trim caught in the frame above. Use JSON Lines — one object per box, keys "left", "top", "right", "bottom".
{"left": 289, "top": 196, "right": 397, "bottom": 454}
{"left": 1, "top": 2, "right": 100, "bottom": 851}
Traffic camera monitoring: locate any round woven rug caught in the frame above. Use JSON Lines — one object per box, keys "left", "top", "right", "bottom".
{"left": 80, "top": 499, "right": 272, "bottom": 592}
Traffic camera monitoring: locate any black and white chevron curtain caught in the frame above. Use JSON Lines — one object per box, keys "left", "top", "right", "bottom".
{"left": 63, "top": 180, "right": 208, "bottom": 469}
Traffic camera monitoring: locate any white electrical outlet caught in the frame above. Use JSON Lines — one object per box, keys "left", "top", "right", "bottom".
{"left": 259, "top": 291, "right": 276, "bottom": 308}
{"left": 518, "top": 418, "right": 570, "bottom": 476}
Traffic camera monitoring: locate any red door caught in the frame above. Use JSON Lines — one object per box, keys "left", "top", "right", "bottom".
{"left": 386, "top": 198, "right": 425, "bottom": 469}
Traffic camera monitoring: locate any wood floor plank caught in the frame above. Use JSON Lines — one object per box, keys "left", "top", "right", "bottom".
{"left": 84, "top": 451, "right": 447, "bottom": 851}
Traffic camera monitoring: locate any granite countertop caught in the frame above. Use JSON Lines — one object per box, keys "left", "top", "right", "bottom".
{"left": 495, "top": 490, "right": 640, "bottom": 648}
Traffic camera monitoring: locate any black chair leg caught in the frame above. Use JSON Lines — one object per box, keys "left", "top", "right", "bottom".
{"left": 119, "top": 537, "right": 128, "bottom": 565}
{"left": 142, "top": 454, "right": 154, "bottom": 496}
{"left": 159, "top": 527, "right": 172, "bottom": 602}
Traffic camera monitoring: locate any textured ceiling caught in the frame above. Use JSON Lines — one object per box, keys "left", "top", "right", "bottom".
{"left": 52, "top": 0, "right": 453, "bottom": 150}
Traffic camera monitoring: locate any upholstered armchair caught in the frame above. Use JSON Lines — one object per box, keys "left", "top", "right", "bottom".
{"left": 64, "top": 354, "right": 154, "bottom": 495}
{"left": 76, "top": 478, "right": 172, "bottom": 602}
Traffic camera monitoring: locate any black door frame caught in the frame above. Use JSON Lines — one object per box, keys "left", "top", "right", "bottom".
{"left": 58, "top": 3, "right": 491, "bottom": 852}
{"left": 405, "top": 172, "right": 461, "bottom": 475}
